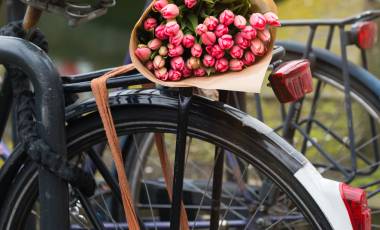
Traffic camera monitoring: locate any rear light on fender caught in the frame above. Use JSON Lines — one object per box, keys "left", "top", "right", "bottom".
{"left": 340, "top": 183, "right": 371, "bottom": 230}
{"left": 269, "top": 59, "right": 313, "bottom": 103}
{"left": 351, "top": 21, "right": 378, "bottom": 49}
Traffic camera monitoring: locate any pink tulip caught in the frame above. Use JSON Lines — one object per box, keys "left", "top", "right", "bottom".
{"left": 204, "top": 16, "right": 219, "bottom": 31}
{"left": 155, "top": 24, "right": 168, "bottom": 40}
{"left": 206, "top": 44, "right": 224, "bottom": 59}
{"left": 250, "top": 38, "right": 266, "bottom": 56}
{"left": 196, "top": 24, "right": 208, "bottom": 35}
{"left": 135, "top": 45, "right": 151, "bottom": 62}
{"left": 161, "top": 4, "right": 180, "bottom": 19}
{"left": 229, "top": 59, "right": 244, "bottom": 71}
{"left": 234, "top": 15, "right": 247, "bottom": 29}
{"left": 144, "top": 18, "right": 158, "bottom": 31}
{"left": 165, "top": 21, "right": 180, "bottom": 37}
{"left": 168, "top": 69, "right": 182, "bottom": 81}
{"left": 215, "top": 58, "right": 229, "bottom": 72}
{"left": 218, "top": 34, "right": 234, "bottom": 50}
{"left": 250, "top": 13, "right": 266, "bottom": 31}
{"left": 170, "top": 56, "right": 185, "bottom": 71}
{"left": 257, "top": 29, "right": 271, "bottom": 44}
{"left": 194, "top": 68, "right": 206, "bottom": 77}
{"left": 158, "top": 46, "right": 168, "bottom": 56}
{"left": 241, "top": 26, "right": 257, "bottom": 40}
{"left": 154, "top": 67, "right": 169, "bottom": 80}
{"left": 202, "top": 54, "right": 215, "bottom": 67}
{"left": 191, "top": 43, "right": 203, "bottom": 58}
{"left": 185, "top": 0, "right": 197, "bottom": 9}
{"left": 182, "top": 34, "right": 195, "bottom": 48}
{"left": 169, "top": 30, "right": 184, "bottom": 46}
{"left": 234, "top": 33, "right": 250, "bottom": 49}
{"left": 230, "top": 45, "right": 244, "bottom": 59}
{"left": 168, "top": 44, "right": 184, "bottom": 57}
{"left": 153, "top": 55, "right": 165, "bottom": 69}
{"left": 243, "top": 51, "right": 255, "bottom": 66}
{"left": 148, "top": 38, "right": 162, "bottom": 50}
{"left": 146, "top": 61, "right": 154, "bottom": 70}
{"left": 153, "top": 0, "right": 168, "bottom": 11}
{"left": 214, "top": 24, "right": 229, "bottom": 37}
{"left": 186, "top": 57, "right": 201, "bottom": 69}
{"left": 219, "top": 10, "right": 235, "bottom": 26}
{"left": 182, "top": 66, "right": 192, "bottom": 77}
{"left": 201, "top": 31, "right": 216, "bottom": 45}
{"left": 264, "top": 12, "right": 281, "bottom": 27}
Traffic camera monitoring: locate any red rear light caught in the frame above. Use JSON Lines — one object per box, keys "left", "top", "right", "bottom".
{"left": 351, "top": 21, "right": 378, "bottom": 49}
{"left": 269, "top": 59, "right": 313, "bottom": 103}
{"left": 340, "top": 183, "right": 371, "bottom": 230}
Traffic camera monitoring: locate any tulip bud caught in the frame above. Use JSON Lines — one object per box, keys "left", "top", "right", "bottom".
{"left": 234, "top": 15, "right": 247, "bottom": 29}
{"left": 165, "top": 20, "right": 180, "bottom": 37}
{"left": 135, "top": 45, "right": 152, "bottom": 62}
{"left": 215, "top": 58, "right": 229, "bottom": 72}
{"left": 218, "top": 34, "right": 234, "bottom": 50}
{"left": 153, "top": 55, "right": 165, "bottom": 69}
{"left": 148, "top": 38, "right": 162, "bottom": 50}
{"left": 146, "top": 61, "right": 154, "bottom": 70}
{"left": 257, "top": 29, "right": 271, "bottom": 44}
{"left": 219, "top": 10, "right": 235, "bottom": 26}
{"left": 250, "top": 13, "right": 267, "bottom": 31}
{"left": 154, "top": 67, "right": 169, "bottom": 80}
{"left": 182, "top": 66, "right": 192, "bottom": 77}
{"left": 182, "top": 34, "right": 195, "bottom": 48}
{"left": 155, "top": 24, "right": 168, "bottom": 40}
{"left": 186, "top": 57, "right": 201, "bottom": 69}
{"left": 169, "top": 30, "right": 184, "bottom": 46}
{"left": 229, "top": 59, "right": 244, "bottom": 71}
{"left": 170, "top": 56, "right": 185, "bottom": 71}
{"left": 194, "top": 68, "right": 206, "bottom": 77}
{"left": 202, "top": 54, "right": 215, "bottom": 67}
{"left": 153, "top": 0, "right": 168, "bottom": 11}
{"left": 168, "top": 69, "right": 182, "bottom": 81}
{"left": 204, "top": 16, "right": 219, "bottom": 31}
{"left": 250, "top": 38, "right": 266, "bottom": 56}
{"left": 161, "top": 4, "right": 180, "bottom": 20}
{"left": 229, "top": 45, "right": 244, "bottom": 59}
{"left": 158, "top": 46, "right": 168, "bottom": 56}
{"left": 144, "top": 18, "right": 158, "bottom": 31}
{"left": 168, "top": 44, "right": 184, "bottom": 57}
{"left": 196, "top": 24, "right": 208, "bottom": 35}
{"left": 215, "top": 24, "right": 229, "bottom": 37}
{"left": 206, "top": 44, "right": 224, "bottom": 59}
{"left": 191, "top": 43, "right": 203, "bottom": 58}
{"left": 201, "top": 31, "right": 216, "bottom": 45}
{"left": 185, "top": 0, "right": 197, "bottom": 9}
{"left": 241, "top": 26, "right": 257, "bottom": 40}
{"left": 234, "top": 32, "right": 250, "bottom": 49}
{"left": 264, "top": 12, "right": 281, "bottom": 27}
{"left": 243, "top": 51, "right": 255, "bottom": 66}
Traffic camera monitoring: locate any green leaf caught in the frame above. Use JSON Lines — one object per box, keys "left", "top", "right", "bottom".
{"left": 188, "top": 14, "right": 199, "bottom": 32}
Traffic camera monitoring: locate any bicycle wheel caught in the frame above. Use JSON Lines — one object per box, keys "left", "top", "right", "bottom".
{"left": 0, "top": 90, "right": 338, "bottom": 229}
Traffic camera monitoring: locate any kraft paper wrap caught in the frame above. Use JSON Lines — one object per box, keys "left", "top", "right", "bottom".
{"left": 130, "top": 0, "right": 277, "bottom": 93}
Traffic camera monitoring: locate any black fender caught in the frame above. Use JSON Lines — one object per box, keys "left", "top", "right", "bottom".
{"left": 276, "top": 41, "right": 380, "bottom": 108}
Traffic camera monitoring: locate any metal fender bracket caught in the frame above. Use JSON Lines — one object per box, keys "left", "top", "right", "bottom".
{"left": 268, "top": 59, "right": 313, "bottom": 103}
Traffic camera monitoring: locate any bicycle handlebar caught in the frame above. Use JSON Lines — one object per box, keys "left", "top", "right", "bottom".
{"left": 281, "top": 10, "right": 380, "bottom": 27}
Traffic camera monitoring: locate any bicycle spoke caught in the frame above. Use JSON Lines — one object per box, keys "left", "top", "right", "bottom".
{"left": 264, "top": 207, "right": 297, "bottom": 230}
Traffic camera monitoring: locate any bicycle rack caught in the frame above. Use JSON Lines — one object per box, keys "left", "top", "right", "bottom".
{"left": 0, "top": 36, "right": 69, "bottom": 230}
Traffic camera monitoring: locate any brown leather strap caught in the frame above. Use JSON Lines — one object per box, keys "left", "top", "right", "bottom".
{"left": 91, "top": 64, "right": 140, "bottom": 230}
{"left": 154, "top": 134, "right": 190, "bottom": 230}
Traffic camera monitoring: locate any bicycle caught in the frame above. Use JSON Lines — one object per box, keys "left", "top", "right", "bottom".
{"left": 0, "top": 1, "right": 366, "bottom": 230}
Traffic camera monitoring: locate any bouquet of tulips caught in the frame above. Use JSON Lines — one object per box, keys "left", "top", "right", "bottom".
{"left": 131, "top": 0, "right": 279, "bottom": 90}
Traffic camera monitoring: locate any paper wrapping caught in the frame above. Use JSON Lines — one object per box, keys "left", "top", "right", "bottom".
{"left": 130, "top": 0, "right": 278, "bottom": 93}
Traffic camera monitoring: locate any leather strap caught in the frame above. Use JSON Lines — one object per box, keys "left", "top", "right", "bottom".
{"left": 91, "top": 65, "right": 189, "bottom": 229}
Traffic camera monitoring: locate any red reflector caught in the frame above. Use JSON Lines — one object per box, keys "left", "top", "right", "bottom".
{"left": 340, "top": 183, "right": 371, "bottom": 230}
{"left": 269, "top": 59, "right": 313, "bottom": 103}
{"left": 352, "top": 21, "right": 378, "bottom": 49}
